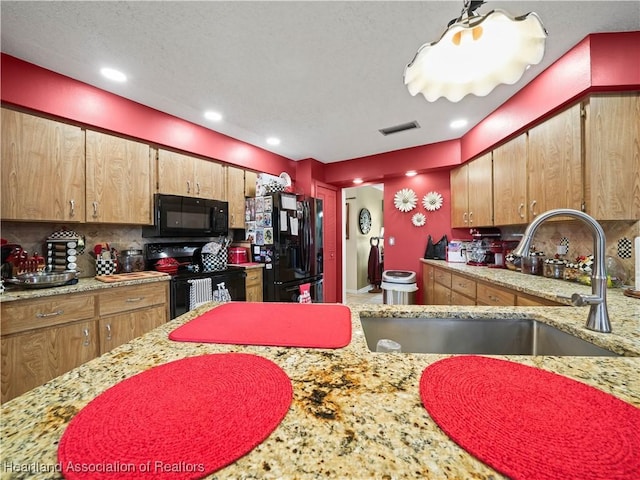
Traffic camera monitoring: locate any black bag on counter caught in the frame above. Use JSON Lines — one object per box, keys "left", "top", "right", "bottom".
{"left": 424, "top": 234, "right": 448, "bottom": 260}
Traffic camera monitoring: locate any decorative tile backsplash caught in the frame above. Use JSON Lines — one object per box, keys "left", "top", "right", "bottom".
{"left": 502, "top": 220, "right": 638, "bottom": 284}
{"left": 2, "top": 222, "right": 145, "bottom": 277}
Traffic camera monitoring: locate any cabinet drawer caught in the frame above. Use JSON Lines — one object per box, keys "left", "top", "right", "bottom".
{"left": 476, "top": 283, "right": 515, "bottom": 306}
{"left": 433, "top": 268, "right": 451, "bottom": 288}
{"left": 450, "top": 291, "right": 476, "bottom": 306}
{"left": 245, "top": 269, "right": 262, "bottom": 287}
{"left": 516, "top": 294, "right": 564, "bottom": 307}
{"left": 99, "top": 283, "right": 167, "bottom": 316}
{"left": 1, "top": 294, "right": 96, "bottom": 335}
{"left": 451, "top": 274, "right": 476, "bottom": 299}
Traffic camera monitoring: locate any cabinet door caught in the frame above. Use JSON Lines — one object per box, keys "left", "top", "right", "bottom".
{"left": 245, "top": 171, "right": 257, "bottom": 197}
{"left": 226, "top": 166, "right": 246, "bottom": 228}
{"left": 86, "top": 130, "right": 152, "bottom": 224}
{"left": 585, "top": 93, "right": 640, "bottom": 220}
{"left": 422, "top": 263, "right": 434, "bottom": 305}
{"left": 467, "top": 152, "right": 493, "bottom": 227}
{"left": 433, "top": 282, "right": 451, "bottom": 305}
{"left": 157, "top": 149, "right": 194, "bottom": 196}
{"left": 1, "top": 108, "right": 85, "bottom": 222}
{"left": 1, "top": 320, "right": 98, "bottom": 402}
{"left": 493, "top": 134, "right": 528, "bottom": 225}
{"left": 193, "top": 157, "right": 217, "bottom": 199}
{"left": 528, "top": 104, "right": 582, "bottom": 218}
{"left": 245, "top": 268, "right": 263, "bottom": 302}
{"left": 99, "top": 305, "right": 166, "bottom": 354}
{"left": 450, "top": 164, "right": 469, "bottom": 228}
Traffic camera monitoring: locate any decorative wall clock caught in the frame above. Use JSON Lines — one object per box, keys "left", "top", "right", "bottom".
{"left": 358, "top": 208, "right": 372, "bottom": 234}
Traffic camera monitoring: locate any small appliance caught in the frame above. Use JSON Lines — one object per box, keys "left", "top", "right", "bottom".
{"left": 488, "top": 241, "right": 520, "bottom": 269}
{"left": 228, "top": 247, "right": 249, "bottom": 264}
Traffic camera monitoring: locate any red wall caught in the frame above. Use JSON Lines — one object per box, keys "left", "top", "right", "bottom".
{"left": 0, "top": 54, "right": 296, "bottom": 177}
{"left": 383, "top": 171, "right": 452, "bottom": 304}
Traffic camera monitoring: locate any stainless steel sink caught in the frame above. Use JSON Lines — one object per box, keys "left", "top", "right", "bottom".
{"left": 360, "top": 317, "right": 620, "bottom": 356}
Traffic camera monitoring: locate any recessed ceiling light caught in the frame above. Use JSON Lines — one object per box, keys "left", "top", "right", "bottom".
{"left": 100, "top": 67, "right": 127, "bottom": 82}
{"left": 204, "top": 111, "right": 222, "bottom": 121}
{"left": 405, "top": 170, "right": 417, "bottom": 177}
{"left": 266, "top": 137, "right": 281, "bottom": 146}
{"left": 353, "top": 178, "right": 363, "bottom": 184}
{"left": 450, "top": 119, "right": 468, "bottom": 129}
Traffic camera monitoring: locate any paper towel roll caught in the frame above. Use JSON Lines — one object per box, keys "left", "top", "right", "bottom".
{"left": 635, "top": 237, "right": 640, "bottom": 290}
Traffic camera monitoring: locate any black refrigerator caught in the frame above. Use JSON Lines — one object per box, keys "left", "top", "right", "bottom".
{"left": 247, "top": 192, "right": 323, "bottom": 302}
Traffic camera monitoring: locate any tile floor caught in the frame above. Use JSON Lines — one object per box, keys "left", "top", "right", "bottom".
{"left": 345, "top": 290, "right": 383, "bottom": 305}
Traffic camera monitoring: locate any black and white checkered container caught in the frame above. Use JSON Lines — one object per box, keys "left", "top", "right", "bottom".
{"left": 95, "top": 259, "right": 116, "bottom": 276}
{"left": 202, "top": 247, "right": 228, "bottom": 272}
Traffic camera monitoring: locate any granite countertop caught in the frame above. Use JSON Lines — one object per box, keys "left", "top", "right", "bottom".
{"left": 1, "top": 268, "right": 639, "bottom": 479}
{"left": 0, "top": 275, "right": 171, "bottom": 303}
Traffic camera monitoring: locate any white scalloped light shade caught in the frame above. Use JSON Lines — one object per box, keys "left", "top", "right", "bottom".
{"left": 404, "top": 10, "right": 547, "bottom": 103}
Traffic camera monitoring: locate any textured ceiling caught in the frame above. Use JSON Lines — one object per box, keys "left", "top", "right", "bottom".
{"left": 1, "top": 1, "right": 638, "bottom": 163}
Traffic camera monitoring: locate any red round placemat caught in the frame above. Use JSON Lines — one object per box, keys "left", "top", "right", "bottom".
{"left": 420, "top": 356, "right": 640, "bottom": 480}
{"left": 58, "top": 353, "right": 292, "bottom": 479}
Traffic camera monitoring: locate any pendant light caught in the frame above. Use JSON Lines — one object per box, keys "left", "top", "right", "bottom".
{"left": 404, "top": 0, "right": 547, "bottom": 102}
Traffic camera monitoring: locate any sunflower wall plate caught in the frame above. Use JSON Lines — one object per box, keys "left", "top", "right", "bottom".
{"left": 422, "top": 191, "right": 444, "bottom": 211}
{"left": 411, "top": 212, "right": 426, "bottom": 227}
{"left": 394, "top": 188, "right": 418, "bottom": 212}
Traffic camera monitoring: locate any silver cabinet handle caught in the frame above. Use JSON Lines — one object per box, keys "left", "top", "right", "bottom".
{"left": 530, "top": 200, "right": 537, "bottom": 217}
{"left": 186, "top": 180, "right": 191, "bottom": 193}
{"left": 83, "top": 328, "right": 90, "bottom": 347}
{"left": 126, "top": 297, "right": 144, "bottom": 302}
{"left": 463, "top": 212, "right": 468, "bottom": 224}
{"left": 92, "top": 201, "right": 99, "bottom": 217}
{"left": 469, "top": 211, "right": 473, "bottom": 225}
{"left": 105, "top": 323, "right": 112, "bottom": 341}
{"left": 518, "top": 203, "right": 524, "bottom": 219}
{"left": 70, "top": 199, "right": 75, "bottom": 216}
{"left": 488, "top": 295, "right": 499, "bottom": 303}
{"left": 36, "top": 310, "right": 63, "bottom": 318}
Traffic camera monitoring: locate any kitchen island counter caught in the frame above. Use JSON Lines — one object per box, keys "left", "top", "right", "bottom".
{"left": 1, "top": 300, "right": 639, "bottom": 479}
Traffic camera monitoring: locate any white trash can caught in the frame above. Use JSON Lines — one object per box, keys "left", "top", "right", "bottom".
{"left": 381, "top": 270, "right": 417, "bottom": 305}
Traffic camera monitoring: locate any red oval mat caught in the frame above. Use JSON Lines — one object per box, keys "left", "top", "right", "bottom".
{"left": 420, "top": 356, "right": 640, "bottom": 480}
{"left": 58, "top": 353, "right": 292, "bottom": 480}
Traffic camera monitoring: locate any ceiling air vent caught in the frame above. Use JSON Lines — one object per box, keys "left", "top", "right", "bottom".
{"left": 378, "top": 121, "right": 420, "bottom": 136}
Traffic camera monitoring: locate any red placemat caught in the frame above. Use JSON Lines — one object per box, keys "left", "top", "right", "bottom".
{"left": 420, "top": 356, "right": 640, "bottom": 480}
{"left": 169, "top": 302, "right": 352, "bottom": 349}
{"left": 58, "top": 353, "right": 292, "bottom": 480}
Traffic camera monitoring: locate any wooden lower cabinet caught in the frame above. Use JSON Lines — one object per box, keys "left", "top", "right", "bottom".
{"left": 421, "top": 262, "right": 564, "bottom": 307}
{"left": 1, "top": 320, "right": 98, "bottom": 402}
{"left": 245, "top": 268, "right": 263, "bottom": 302}
{"left": 1, "top": 281, "right": 169, "bottom": 403}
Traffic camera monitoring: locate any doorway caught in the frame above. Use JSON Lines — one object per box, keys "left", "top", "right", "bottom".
{"left": 342, "top": 184, "right": 384, "bottom": 305}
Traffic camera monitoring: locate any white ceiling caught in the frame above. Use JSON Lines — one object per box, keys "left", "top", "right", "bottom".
{"left": 1, "top": 1, "right": 638, "bottom": 164}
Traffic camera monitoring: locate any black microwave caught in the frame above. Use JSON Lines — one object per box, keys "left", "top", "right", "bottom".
{"left": 143, "top": 194, "right": 229, "bottom": 238}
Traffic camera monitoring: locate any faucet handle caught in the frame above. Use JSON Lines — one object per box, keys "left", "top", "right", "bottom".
{"left": 571, "top": 293, "right": 603, "bottom": 307}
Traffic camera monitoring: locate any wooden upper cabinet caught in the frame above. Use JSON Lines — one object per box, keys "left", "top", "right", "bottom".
{"left": 1, "top": 108, "right": 85, "bottom": 222}
{"left": 527, "top": 104, "right": 582, "bottom": 218}
{"left": 226, "top": 166, "right": 246, "bottom": 228}
{"left": 450, "top": 164, "right": 469, "bottom": 228}
{"left": 584, "top": 93, "right": 640, "bottom": 220}
{"left": 467, "top": 152, "right": 493, "bottom": 227}
{"left": 493, "top": 134, "right": 528, "bottom": 225}
{"left": 450, "top": 152, "right": 493, "bottom": 228}
{"left": 157, "top": 149, "right": 225, "bottom": 200}
{"left": 86, "top": 130, "right": 152, "bottom": 224}
{"left": 244, "top": 171, "right": 257, "bottom": 197}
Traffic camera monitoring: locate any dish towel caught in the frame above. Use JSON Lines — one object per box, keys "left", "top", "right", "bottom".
{"left": 188, "top": 278, "right": 213, "bottom": 310}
